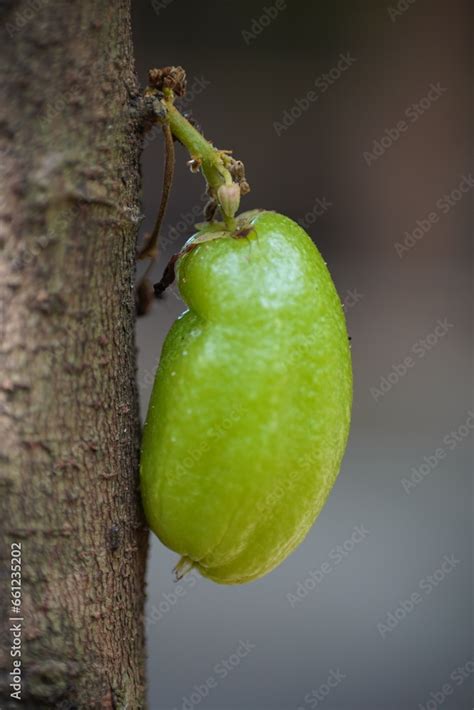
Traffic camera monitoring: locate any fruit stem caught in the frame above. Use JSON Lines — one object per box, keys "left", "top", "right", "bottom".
{"left": 174, "top": 555, "right": 194, "bottom": 581}
{"left": 144, "top": 68, "right": 249, "bottom": 231}
{"left": 164, "top": 96, "right": 236, "bottom": 230}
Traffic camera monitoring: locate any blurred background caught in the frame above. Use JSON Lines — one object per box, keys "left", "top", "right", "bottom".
{"left": 133, "top": 1, "right": 472, "bottom": 708}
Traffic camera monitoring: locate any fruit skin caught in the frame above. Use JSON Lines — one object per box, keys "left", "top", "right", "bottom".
{"left": 140, "top": 210, "right": 352, "bottom": 584}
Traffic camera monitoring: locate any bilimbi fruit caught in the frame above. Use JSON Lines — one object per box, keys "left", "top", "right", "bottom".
{"left": 140, "top": 209, "right": 352, "bottom": 584}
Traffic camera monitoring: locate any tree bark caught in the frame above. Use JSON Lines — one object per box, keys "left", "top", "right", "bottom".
{"left": 0, "top": 2, "right": 148, "bottom": 707}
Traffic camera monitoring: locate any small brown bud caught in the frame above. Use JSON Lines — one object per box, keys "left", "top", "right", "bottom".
{"left": 148, "top": 66, "right": 187, "bottom": 97}
{"left": 239, "top": 180, "right": 251, "bottom": 196}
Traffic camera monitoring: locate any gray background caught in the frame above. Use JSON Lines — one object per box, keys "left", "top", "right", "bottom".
{"left": 132, "top": 1, "right": 472, "bottom": 708}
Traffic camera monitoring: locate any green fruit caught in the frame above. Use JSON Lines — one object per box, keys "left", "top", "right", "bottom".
{"left": 140, "top": 210, "right": 352, "bottom": 584}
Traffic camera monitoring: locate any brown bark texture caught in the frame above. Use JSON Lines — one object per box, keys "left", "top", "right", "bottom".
{"left": 0, "top": 1, "right": 148, "bottom": 707}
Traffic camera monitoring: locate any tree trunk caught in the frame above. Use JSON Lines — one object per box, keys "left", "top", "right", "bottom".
{"left": 0, "top": 2, "right": 148, "bottom": 707}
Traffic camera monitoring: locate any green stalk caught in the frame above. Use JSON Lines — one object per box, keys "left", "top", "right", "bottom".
{"left": 164, "top": 99, "right": 236, "bottom": 230}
